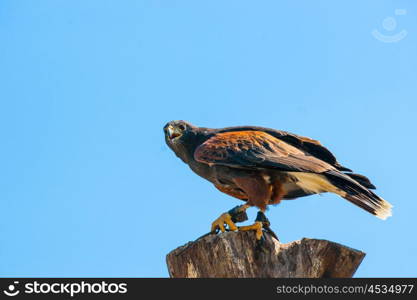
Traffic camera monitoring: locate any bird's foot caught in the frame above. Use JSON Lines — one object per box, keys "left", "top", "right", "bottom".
{"left": 238, "top": 211, "right": 269, "bottom": 240}
{"left": 211, "top": 205, "right": 249, "bottom": 233}
{"left": 238, "top": 211, "right": 279, "bottom": 252}
{"left": 238, "top": 219, "right": 266, "bottom": 257}
{"left": 238, "top": 221, "right": 263, "bottom": 240}
{"left": 211, "top": 213, "right": 237, "bottom": 233}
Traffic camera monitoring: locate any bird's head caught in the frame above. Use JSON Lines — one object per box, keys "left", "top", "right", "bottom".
{"left": 163, "top": 120, "right": 194, "bottom": 144}
{"left": 164, "top": 120, "right": 208, "bottom": 163}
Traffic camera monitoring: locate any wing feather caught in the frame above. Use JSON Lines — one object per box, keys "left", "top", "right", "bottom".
{"left": 215, "top": 126, "right": 351, "bottom": 171}
{"left": 194, "top": 131, "right": 333, "bottom": 173}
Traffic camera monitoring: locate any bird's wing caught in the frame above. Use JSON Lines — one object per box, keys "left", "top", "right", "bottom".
{"left": 215, "top": 126, "right": 351, "bottom": 171}
{"left": 194, "top": 131, "right": 333, "bottom": 173}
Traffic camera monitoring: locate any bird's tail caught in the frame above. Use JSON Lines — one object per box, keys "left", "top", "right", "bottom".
{"left": 324, "top": 170, "right": 392, "bottom": 220}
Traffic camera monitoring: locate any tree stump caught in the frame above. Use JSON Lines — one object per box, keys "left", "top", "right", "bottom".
{"left": 166, "top": 231, "right": 365, "bottom": 278}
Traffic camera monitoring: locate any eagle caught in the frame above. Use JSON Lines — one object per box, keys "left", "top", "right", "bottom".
{"left": 164, "top": 120, "right": 392, "bottom": 241}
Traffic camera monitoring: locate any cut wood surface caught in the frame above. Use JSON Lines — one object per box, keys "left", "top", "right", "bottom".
{"left": 166, "top": 231, "right": 365, "bottom": 278}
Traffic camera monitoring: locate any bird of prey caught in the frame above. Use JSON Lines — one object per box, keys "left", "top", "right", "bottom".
{"left": 164, "top": 120, "right": 392, "bottom": 241}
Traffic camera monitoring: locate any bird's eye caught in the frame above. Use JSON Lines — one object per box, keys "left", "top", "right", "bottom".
{"left": 178, "top": 124, "right": 186, "bottom": 131}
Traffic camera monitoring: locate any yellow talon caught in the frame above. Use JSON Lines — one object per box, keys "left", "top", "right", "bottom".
{"left": 211, "top": 213, "right": 238, "bottom": 233}
{"left": 238, "top": 221, "right": 263, "bottom": 240}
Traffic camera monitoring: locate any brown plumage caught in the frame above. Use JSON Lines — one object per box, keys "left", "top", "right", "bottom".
{"left": 164, "top": 120, "right": 392, "bottom": 222}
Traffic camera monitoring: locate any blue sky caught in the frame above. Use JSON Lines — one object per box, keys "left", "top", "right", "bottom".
{"left": 0, "top": 0, "right": 416, "bottom": 277}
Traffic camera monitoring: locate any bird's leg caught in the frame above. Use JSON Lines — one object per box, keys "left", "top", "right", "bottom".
{"left": 238, "top": 210, "right": 278, "bottom": 242}
{"left": 237, "top": 210, "right": 265, "bottom": 240}
{"left": 258, "top": 211, "right": 279, "bottom": 242}
{"left": 211, "top": 204, "right": 249, "bottom": 233}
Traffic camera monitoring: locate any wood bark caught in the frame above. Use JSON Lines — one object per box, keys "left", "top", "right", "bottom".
{"left": 166, "top": 231, "right": 365, "bottom": 278}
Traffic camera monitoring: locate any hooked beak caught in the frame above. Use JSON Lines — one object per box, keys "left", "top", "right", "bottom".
{"left": 167, "top": 125, "right": 182, "bottom": 140}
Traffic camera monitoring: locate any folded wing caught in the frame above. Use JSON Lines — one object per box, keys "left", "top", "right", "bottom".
{"left": 194, "top": 130, "right": 333, "bottom": 173}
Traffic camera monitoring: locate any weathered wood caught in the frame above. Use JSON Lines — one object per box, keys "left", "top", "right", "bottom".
{"left": 166, "top": 231, "right": 365, "bottom": 278}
